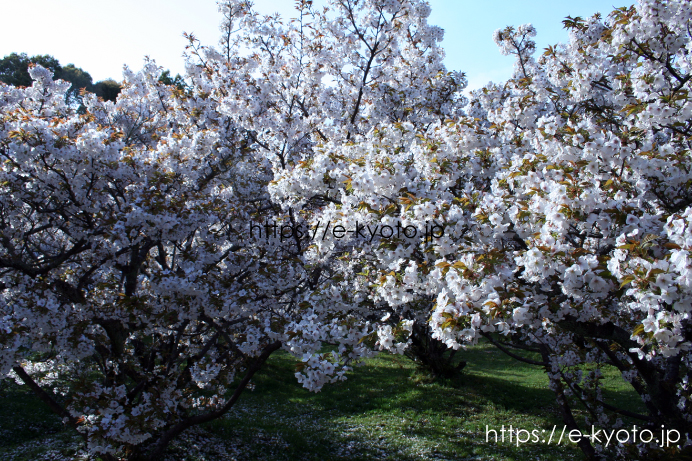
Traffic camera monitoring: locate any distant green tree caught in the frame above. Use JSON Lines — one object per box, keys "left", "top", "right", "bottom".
{"left": 158, "top": 69, "right": 186, "bottom": 90}
{"left": 0, "top": 53, "right": 100, "bottom": 108}
{"left": 0, "top": 53, "right": 61, "bottom": 87}
{"left": 92, "top": 79, "right": 121, "bottom": 102}
{"left": 59, "top": 63, "right": 94, "bottom": 107}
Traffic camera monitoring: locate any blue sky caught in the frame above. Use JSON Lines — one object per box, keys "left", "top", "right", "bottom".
{"left": 1, "top": 0, "right": 626, "bottom": 90}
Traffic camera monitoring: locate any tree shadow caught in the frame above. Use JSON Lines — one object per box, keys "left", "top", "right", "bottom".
{"left": 206, "top": 350, "right": 591, "bottom": 460}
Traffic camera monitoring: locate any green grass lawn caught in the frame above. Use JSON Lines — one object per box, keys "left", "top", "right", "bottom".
{"left": 0, "top": 342, "right": 644, "bottom": 460}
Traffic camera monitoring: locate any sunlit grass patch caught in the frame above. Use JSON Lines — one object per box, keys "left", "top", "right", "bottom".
{"left": 0, "top": 341, "right": 643, "bottom": 460}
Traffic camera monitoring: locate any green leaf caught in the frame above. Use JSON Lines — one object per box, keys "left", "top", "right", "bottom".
{"left": 620, "top": 276, "right": 635, "bottom": 288}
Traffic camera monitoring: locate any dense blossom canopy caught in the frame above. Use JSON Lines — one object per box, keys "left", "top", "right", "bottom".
{"left": 0, "top": 0, "right": 691, "bottom": 459}
{"left": 276, "top": 0, "right": 692, "bottom": 457}
{"left": 0, "top": 0, "right": 463, "bottom": 458}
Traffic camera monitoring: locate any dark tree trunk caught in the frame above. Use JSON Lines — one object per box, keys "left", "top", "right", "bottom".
{"left": 136, "top": 340, "right": 281, "bottom": 461}
{"left": 405, "top": 321, "right": 466, "bottom": 378}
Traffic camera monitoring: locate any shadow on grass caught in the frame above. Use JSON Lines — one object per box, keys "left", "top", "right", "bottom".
{"left": 0, "top": 380, "right": 64, "bottom": 447}
{"left": 246, "top": 344, "right": 641, "bottom": 420}
{"left": 206, "top": 342, "right": 646, "bottom": 461}
{"left": 0, "top": 342, "right": 645, "bottom": 461}
{"left": 206, "top": 349, "right": 575, "bottom": 460}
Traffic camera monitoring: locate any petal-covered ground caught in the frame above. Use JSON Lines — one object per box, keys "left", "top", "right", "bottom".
{"left": 0, "top": 343, "right": 642, "bottom": 461}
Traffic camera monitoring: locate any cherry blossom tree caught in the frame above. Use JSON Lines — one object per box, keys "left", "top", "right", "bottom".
{"left": 276, "top": 0, "right": 692, "bottom": 458}
{"left": 0, "top": 0, "right": 463, "bottom": 459}
{"left": 205, "top": 0, "right": 466, "bottom": 376}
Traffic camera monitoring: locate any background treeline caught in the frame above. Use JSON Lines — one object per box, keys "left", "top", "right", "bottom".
{"left": 0, "top": 52, "right": 185, "bottom": 107}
